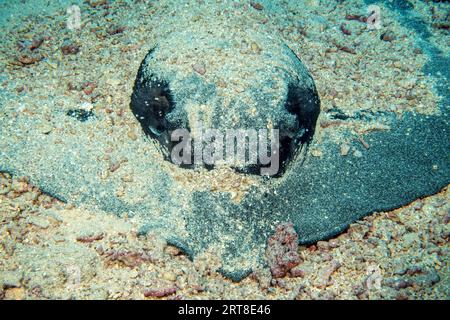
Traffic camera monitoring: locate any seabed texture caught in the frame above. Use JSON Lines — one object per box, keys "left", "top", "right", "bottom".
{"left": 0, "top": 0, "right": 449, "bottom": 299}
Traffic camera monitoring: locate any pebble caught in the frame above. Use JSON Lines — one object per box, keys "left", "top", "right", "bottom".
{"left": 27, "top": 216, "right": 50, "bottom": 229}
{"left": 290, "top": 268, "right": 306, "bottom": 278}
{"left": 100, "top": 170, "right": 110, "bottom": 180}
{"left": 61, "top": 44, "right": 79, "bottom": 55}
{"left": 353, "top": 149, "right": 363, "bottom": 158}
{"left": 402, "top": 232, "right": 420, "bottom": 248}
{"left": 61, "top": 43, "right": 80, "bottom": 55}
{"left": 192, "top": 62, "right": 206, "bottom": 75}
{"left": 217, "top": 80, "right": 228, "bottom": 88}
{"left": 39, "top": 123, "right": 53, "bottom": 134}
{"left": 129, "top": 269, "right": 139, "bottom": 279}
{"left": 251, "top": 42, "right": 261, "bottom": 54}
{"left": 250, "top": 2, "right": 264, "bottom": 10}
{"left": 107, "top": 78, "right": 121, "bottom": 87}
{"left": 252, "top": 268, "right": 272, "bottom": 290}
{"left": 127, "top": 130, "right": 137, "bottom": 141}
{"left": 11, "top": 181, "right": 27, "bottom": 193}
{"left": 162, "top": 271, "right": 177, "bottom": 282}
{"left": 317, "top": 241, "right": 330, "bottom": 250}
{"left": 0, "top": 185, "right": 11, "bottom": 195}
{"left": 22, "top": 191, "right": 38, "bottom": 202}
{"left": 4, "top": 287, "right": 25, "bottom": 300}
{"left": 381, "top": 30, "right": 396, "bottom": 42}
{"left": 328, "top": 238, "right": 340, "bottom": 248}
{"left": 121, "top": 175, "right": 133, "bottom": 183}
{"left": 311, "top": 149, "right": 323, "bottom": 157}
{"left": 80, "top": 102, "right": 94, "bottom": 111}
{"left": 76, "top": 232, "right": 105, "bottom": 243}
{"left": 41, "top": 209, "right": 64, "bottom": 223}
{"left": 109, "top": 161, "right": 121, "bottom": 172}
{"left": 290, "top": 263, "right": 313, "bottom": 278}
{"left": 0, "top": 270, "right": 23, "bottom": 288}
{"left": 340, "top": 144, "right": 350, "bottom": 156}
{"left": 53, "top": 234, "right": 66, "bottom": 243}
{"left": 165, "top": 245, "right": 181, "bottom": 256}
{"left": 116, "top": 186, "right": 125, "bottom": 197}
{"left": 143, "top": 287, "right": 177, "bottom": 298}
{"left": 314, "top": 260, "right": 341, "bottom": 289}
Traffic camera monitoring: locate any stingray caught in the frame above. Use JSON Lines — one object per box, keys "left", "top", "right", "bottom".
{"left": 0, "top": 0, "right": 448, "bottom": 280}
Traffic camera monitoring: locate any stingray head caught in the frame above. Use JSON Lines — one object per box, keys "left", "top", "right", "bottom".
{"left": 130, "top": 44, "right": 320, "bottom": 176}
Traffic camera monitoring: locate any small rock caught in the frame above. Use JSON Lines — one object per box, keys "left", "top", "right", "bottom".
{"left": 381, "top": 31, "right": 395, "bottom": 42}
{"left": 340, "top": 23, "right": 351, "bottom": 36}
{"left": 143, "top": 287, "right": 177, "bottom": 298}
{"left": 276, "top": 279, "right": 286, "bottom": 288}
{"left": 82, "top": 82, "right": 97, "bottom": 96}
{"left": 353, "top": 149, "right": 363, "bottom": 158}
{"left": 0, "top": 271, "right": 23, "bottom": 288}
{"left": 311, "top": 149, "right": 323, "bottom": 157}
{"left": 251, "top": 42, "right": 261, "bottom": 54}
{"left": 40, "top": 209, "right": 64, "bottom": 223}
{"left": 39, "top": 123, "right": 53, "bottom": 134}
{"left": 109, "top": 161, "right": 121, "bottom": 172}
{"left": 250, "top": 2, "right": 264, "bottom": 10}
{"left": 80, "top": 101, "right": 94, "bottom": 111}
{"left": 328, "top": 238, "right": 340, "bottom": 248}
{"left": 162, "top": 271, "right": 177, "bottom": 282}
{"left": 66, "top": 108, "right": 95, "bottom": 122}
{"left": 266, "top": 223, "right": 301, "bottom": 278}
{"left": 290, "top": 262, "right": 313, "bottom": 278}
{"left": 385, "top": 277, "right": 413, "bottom": 290}
{"left": 340, "top": 144, "right": 350, "bottom": 156}
{"left": 108, "top": 26, "right": 126, "bottom": 36}
{"left": 395, "top": 292, "right": 409, "bottom": 300}
{"left": 27, "top": 216, "right": 50, "bottom": 229}
{"left": 4, "top": 287, "right": 25, "bottom": 300}
{"left": 29, "top": 38, "right": 44, "bottom": 51}
{"left": 217, "top": 80, "right": 228, "bottom": 88}
{"left": 252, "top": 268, "right": 272, "bottom": 290}
{"left": 290, "top": 267, "right": 306, "bottom": 278}
{"left": 0, "top": 185, "right": 11, "bottom": 195}
{"left": 11, "top": 181, "right": 27, "bottom": 193}
{"left": 165, "top": 245, "right": 181, "bottom": 256}
{"left": 315, "top": 260, "right": 341, "bottom": 289}
{"left": 61, "top": 43, "right": 80, "bottom": 55}
{"left": 317, "top": 241, "right": 330, "bottom": 250}
{"left": 121, "top": 175, "right": 133, "bottom": 183}
{"left": 76, "top": 232, "right": 105, "bottom": 243}
{"left": 127, "top": 130, "right": 137, "bottom": 141}
{"left": 192, "top": 62, "right": 206, "bottom": 75}
{"left": 17, "top": 55, "right": 42, "bottom": 65}
{"left": 87, "top": 0, "right": 107, "bottom": 7}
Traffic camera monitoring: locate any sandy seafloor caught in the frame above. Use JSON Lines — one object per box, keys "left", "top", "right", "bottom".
{"left": 0, "top": 0, "right": 449, "bottom": 299}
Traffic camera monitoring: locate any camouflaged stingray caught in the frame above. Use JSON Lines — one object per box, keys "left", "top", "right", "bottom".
{"left": 0, "top": 0, "right": 448, "bottom": 280}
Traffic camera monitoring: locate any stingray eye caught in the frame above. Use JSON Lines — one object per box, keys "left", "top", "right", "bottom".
{"left": 130, "top": 78, "right": 174, "bottom": 143}
{"left": 277, "top": 82, "right": 320, "bottom": 173}
{"left": 130, "top": 64, "right": 175, "bottom": 150}
{"left": 130, "top": 48, "right": 176, "bottom": 152}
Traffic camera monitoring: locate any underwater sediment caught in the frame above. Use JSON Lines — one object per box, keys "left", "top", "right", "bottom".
{"left": 0, "top": 0, "right": 448, "bottom": 294}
